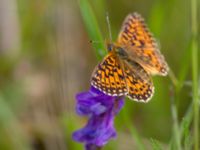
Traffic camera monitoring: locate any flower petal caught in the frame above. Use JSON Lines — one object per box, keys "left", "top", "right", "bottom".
{"left": 73, "top": 86, "right": 124, "bottom": 148}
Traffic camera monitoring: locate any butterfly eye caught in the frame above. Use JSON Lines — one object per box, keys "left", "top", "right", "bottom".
{"left": 107, "top": 44, "right": 113, "bottom": 51}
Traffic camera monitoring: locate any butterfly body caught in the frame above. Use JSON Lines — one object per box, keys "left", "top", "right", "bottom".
{"left": 91, "top": 13, "right": 169, "bottom": 102}
{"left": 107, "top": 43, "right": 128, "bottom": 59}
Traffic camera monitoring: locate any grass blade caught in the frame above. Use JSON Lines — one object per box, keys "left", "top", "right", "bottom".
{"left": 78, "top": 0, "right": 106, "bottom": 60}
{"left": 182, "top": 116, "right": 193, "bottom": 150}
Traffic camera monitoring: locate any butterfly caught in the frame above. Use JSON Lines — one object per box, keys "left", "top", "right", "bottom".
{"left": 91, "top": 12, "right": 169, "bottom": 102}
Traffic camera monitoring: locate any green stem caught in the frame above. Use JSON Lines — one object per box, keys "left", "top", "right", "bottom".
{"left": 170, "top": 87, "right": 181, "bottom": 150}
{"left": 191, "top": 0, "right": 199, "bottom": 149}
{"left": 168, "top": 103, "right": 193, "bottom": 149}
{"left": 168, "top": 69, "right": 178, "bottom": 87}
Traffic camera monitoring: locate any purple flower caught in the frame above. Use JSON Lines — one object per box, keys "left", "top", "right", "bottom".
{"left": 72, "top": 86, "right": 124, "bottom": 150}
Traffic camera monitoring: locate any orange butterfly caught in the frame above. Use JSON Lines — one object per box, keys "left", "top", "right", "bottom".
{"left": 91, "top": 13, "right": 169, "bottom": 102}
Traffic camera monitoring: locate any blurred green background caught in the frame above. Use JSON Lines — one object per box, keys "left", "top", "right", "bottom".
{"left": 0, "top": 0, "right": 199, "bottom": 150}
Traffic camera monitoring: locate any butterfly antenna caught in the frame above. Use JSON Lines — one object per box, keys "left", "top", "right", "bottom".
{"left": 106, "top": 12, "right": 112, "bottom": 41}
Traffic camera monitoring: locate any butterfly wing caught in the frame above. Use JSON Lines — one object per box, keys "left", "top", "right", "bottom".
{"left": 117, "top": 13, "right": 169, "bottom": 76}
{"left": 122, "top": 59, "right": 154, "bottom": 102}
{"left": 91, "top": 53, "right": 128, "bottom": 96}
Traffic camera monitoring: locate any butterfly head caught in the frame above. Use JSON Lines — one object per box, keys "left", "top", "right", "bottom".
{"left": 107, "top": 43, "right": 114, "bottom": 52}
{"left": 106, "top": 42, "right": 128, "bottom": 59}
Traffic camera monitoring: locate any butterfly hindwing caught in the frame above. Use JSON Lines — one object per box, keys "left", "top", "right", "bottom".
{"left": 91, "top": 53, "right": 128, "bottom": 96}
{"left": 117, "top": 13, "right": 169, "bottom": 76}
{"left": 122, "top": 59, "right": 154, "bottom": 102}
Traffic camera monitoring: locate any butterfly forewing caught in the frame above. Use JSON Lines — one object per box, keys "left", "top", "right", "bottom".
{"left": 91, "top": 53, "right": 128, "bottom": 96}
{"left": 118, "top": 13, "right": 156, "bottom": 48}
{"left": 117, "top": 13, "right": 169, "bottom": 76}
{"left": 123, "top": 59, "right": 154, "bottom": 102}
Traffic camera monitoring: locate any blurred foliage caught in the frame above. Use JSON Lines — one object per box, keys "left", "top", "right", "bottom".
{"left": 0, "top": 0, "right": 199, "bottom": 150}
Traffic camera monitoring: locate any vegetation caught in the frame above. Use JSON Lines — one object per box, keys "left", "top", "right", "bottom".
{"left": 0, "top": 0, "right": 198, "bottom": 149}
